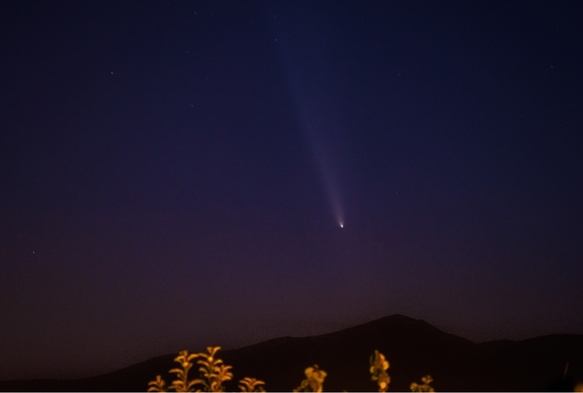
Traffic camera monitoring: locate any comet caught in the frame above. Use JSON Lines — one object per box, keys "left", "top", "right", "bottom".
{"left": 270, "top": 8, "right": 346, "bottom": 232}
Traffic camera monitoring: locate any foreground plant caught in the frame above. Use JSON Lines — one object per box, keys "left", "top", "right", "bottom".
{"left": 196, "top": 346, "right": 233, "bottom": 392}
{"left": 148, "top": 346, "right": 262, "bottom": 392}
{"left": 172, "top": 350, "right": 203, "bottom": 392}
{"left": 238, "top": 377, "right": 266, "bottom": 392}
{"left": 293, "top": 364, "right": 327, "bottom": 392}
{"left": 149, "top": 347, "right": 434, "bottom": 392}
{"left": 410, "top": 375, "right": 435, "bottom": 392}
{"left": 370, "top": 350, "right": 390, "bottom": 392}
{"left": 148, "top": 350, "right": 200, "bottom": 392}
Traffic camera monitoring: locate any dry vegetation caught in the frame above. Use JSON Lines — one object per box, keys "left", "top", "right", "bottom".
{"left": 148, "top": 346, "right": 434, "bottom": 392}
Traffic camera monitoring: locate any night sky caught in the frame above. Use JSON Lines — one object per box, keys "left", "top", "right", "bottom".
{"left": 1, "top": 0, "right": 582, "bottom": 381}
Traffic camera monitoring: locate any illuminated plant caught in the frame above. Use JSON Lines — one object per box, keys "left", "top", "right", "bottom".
{"left": 370, "top": 350, "right": 390, "bottom": 392}
{"left": 147, "top": 347, "right": 240, "bottom": 392}
{"left": 238, "top": 377, "right": 266, "bottom": 392}
{"left": 150, "top": 348, "right": 435, "bottom": 392}
{"left": 410, "top": 375, "right": 435, "bottom": 392}
{"left": 148, "top": 350, "right": 201, "bottom": 392}
{"left": 293, "top": 364, "right": 327, "bottom": 392}
{"left": 196, "top": 346, "right": 233, "bottom": 392}
{"left": 148, "top": 375, "right": 168, "bottom": 392}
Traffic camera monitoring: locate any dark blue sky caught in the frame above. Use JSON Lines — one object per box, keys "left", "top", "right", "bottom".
{"left": 1, "top": 0, "right": 582, "bottom": 380}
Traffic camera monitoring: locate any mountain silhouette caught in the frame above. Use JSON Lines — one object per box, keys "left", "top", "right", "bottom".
{"left": 1, "top": 314, "right": 581, "bottom": 391}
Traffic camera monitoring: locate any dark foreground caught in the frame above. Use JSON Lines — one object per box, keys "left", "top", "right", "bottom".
{"left": 1, "top": 315, "right": 582, "bottom": 391}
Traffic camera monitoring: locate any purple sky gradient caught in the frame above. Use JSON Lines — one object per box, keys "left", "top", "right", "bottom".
{"left": 1, "top": 0, "right": 582, "bottom": 380}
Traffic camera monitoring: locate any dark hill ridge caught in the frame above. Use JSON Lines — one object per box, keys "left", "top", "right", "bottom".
{"left": 0, "top": 314, "right": 581, "bottom": 391}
